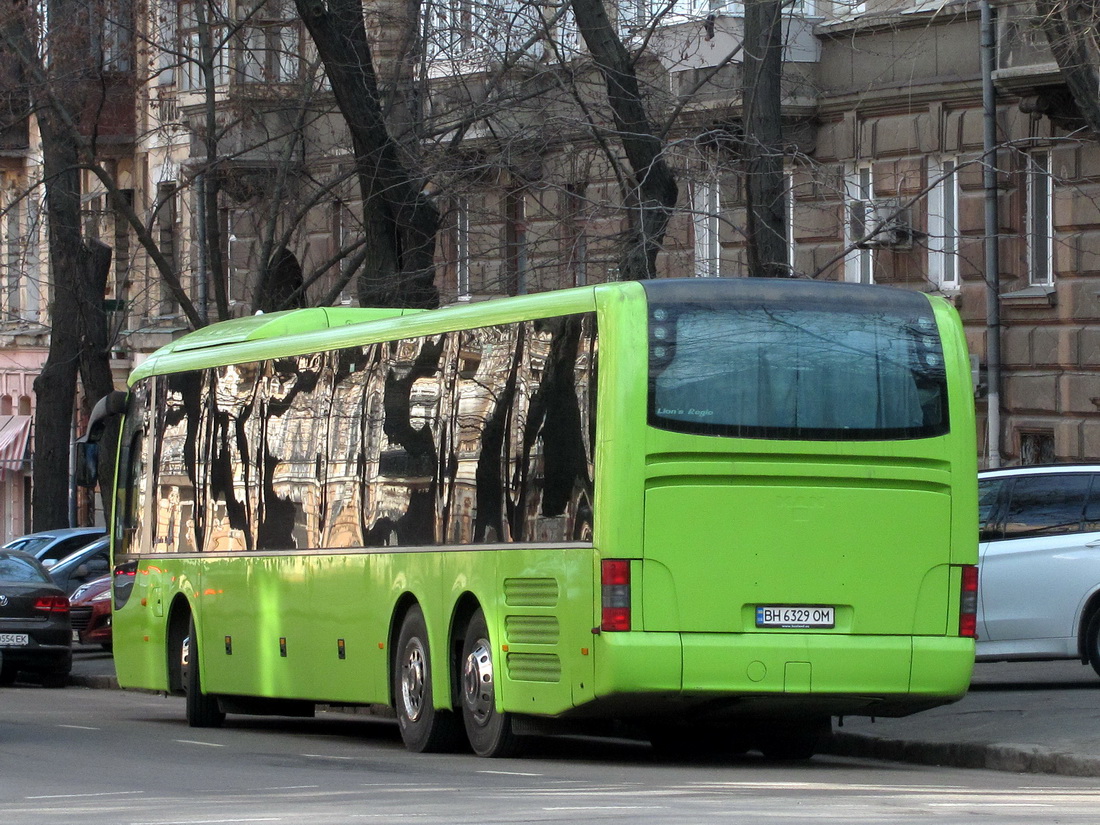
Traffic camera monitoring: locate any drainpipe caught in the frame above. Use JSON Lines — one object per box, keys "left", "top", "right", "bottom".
{"left": 981, "top": 0, "right": 1003, "bottom": 468}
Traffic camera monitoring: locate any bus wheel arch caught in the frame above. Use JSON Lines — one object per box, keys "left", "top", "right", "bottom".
{"left": 166, "top": 596, "right": 224, "bottom": 728}
{"left": 390, "top": 600, "right": 462, "bottom": 753}
{"left": 165, "top": 596, "right": 193, "bottom": 695}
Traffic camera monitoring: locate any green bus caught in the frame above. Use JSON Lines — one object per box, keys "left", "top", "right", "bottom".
{"left": 91, "top": 277, "right": 978, "bottom": 759}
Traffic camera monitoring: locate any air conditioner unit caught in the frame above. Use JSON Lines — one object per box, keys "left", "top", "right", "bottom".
{"left": 854, "top": 199, "right": 912, "bottom": 249}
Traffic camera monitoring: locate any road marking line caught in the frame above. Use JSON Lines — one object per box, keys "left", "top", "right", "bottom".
{"left": 27, "top": 791, "right": 144, "bottom": 800}
{"left": 542, "top": 806, "right": 666, "bottom": 811}
{"left": 173, "top": 739, "right": 225, "bottom": 747}
{"left": 57, "top": 724, "right": 101, "bottom": 730}
{"left": 477, "top": 770, "right": 542, "bottom": 777}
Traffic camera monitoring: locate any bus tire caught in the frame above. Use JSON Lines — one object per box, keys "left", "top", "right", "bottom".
{"left": 460, "top": 609, "right": 519, "bottom": 758}
{"left": 1085, "top": 611, "right": 1100, "bottom": 678}
{"left": 393, "top": 605, "right": 461, "bottom": 753}
{"left": 183, "top": 617, "right": 225, "bottom": 728}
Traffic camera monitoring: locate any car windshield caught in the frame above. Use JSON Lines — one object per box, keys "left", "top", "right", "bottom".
{"left": 6, "top": 536, "right": 50, "bottom": 554}
{"left": 0, "top": 553, "right": 50, "bottom": 583}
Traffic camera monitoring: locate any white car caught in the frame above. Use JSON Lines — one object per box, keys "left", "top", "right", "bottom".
{"left": 977, "top": 465, "right": 1100, "bottom": 676}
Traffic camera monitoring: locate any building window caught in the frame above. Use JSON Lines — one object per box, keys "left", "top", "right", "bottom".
{"left": 844, "top": 162, "right": 874, "bottom": 284}
{"left": 1019, "top": 430, "right": 1055, "bottom": 465}
{"left": 830, "top": 0, "right": 866, "bottom": 16}
{"left": 97, "top": 0, "right": 133, "bottom": 71}
{"left": 330, "top": 199, "right": 356, "bottom": 305}
{"left": 928, "top": 156, "right": 960, "bottom": 291}
{"left": 112, "top": 189, "right": 133, "bottom": 326}
{"left": 620, "top": 0, "right": 743, "bottom": 29}
{"left": 156, "top": 182, "right": 179, "bottom": 317}
{"left": 505, "top": 188, "right": 527, "bottom": 295}
{"left": 1026, "top": 149, "right": 1054, "bottom": 287}
{"left": 179, "top": 0, "right": 230, "bottom": 92}
{"left": 564, "top": 183, "right": 588, "bottom": 287}
{"left": 237, "top": 0, "right": 299, "bottom": 84}
{"left": 693, "top": 175, "right": 720, "bottom": 278}
{"left": 455, "top": 197, "right": 471, "bottom": 300}
{"left": 786, "top": 167, "right": 798, "bottom": 276}
{"left": 155, "top": 0, "right": 177, "bottom": 85}
{"left": 423, "top": 0, "right": 474, "bottom": 60}
{"left": 4, "top": 194, "right": 21, "bottom": 319}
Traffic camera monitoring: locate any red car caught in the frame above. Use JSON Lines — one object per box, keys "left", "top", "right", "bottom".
{"left": 69, "top": 575, "right": 112, "bottom": 650}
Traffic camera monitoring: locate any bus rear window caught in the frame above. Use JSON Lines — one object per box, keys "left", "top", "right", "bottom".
{"left": 645, "top": 281, "right": 949, "bottom": 441}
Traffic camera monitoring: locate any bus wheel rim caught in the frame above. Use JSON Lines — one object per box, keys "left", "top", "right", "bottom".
{"left": 463, "top": 637, "right": 494, "bottom": 726}
{"left": 400, "top": 638, "right": 427, "bottom": 723}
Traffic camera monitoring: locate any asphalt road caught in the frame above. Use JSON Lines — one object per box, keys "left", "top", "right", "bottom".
{"left": 5, "top": 680, "right": 1100, "bottom": 824}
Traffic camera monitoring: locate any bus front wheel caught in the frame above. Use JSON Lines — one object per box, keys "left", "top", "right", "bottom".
{"left": 460, "top": 609, "right": 519, "bottom": 758}
{"left": 393, "top": 605, "right": 461, "bottom": 752}
{"left": 182, "top": 617, "right": 225, "bottom": 728}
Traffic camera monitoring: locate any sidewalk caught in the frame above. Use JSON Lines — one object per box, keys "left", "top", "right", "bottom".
{"left": 70, "top": 648, "right": 1100, "bottom": 776}
{"left": 826, "top": 659, "right": 1100, "bottom": 776}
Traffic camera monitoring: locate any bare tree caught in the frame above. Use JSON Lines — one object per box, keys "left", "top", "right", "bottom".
{"left": 1, "top": 0, "right": 115, "bottom": 528}
{"left": 1035, "top": 0, "right": 1100, "bottom": 134}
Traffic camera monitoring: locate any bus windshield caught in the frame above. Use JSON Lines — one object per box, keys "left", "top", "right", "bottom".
{"left": 646, "top": 281, "right": 949, "bottom": 441}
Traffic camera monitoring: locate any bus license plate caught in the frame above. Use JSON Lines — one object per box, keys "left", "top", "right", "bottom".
{"left": 756, "top": 606, "right": 835, "bottom": 629}
{"left": 0, "top": 633, "right": 29, "bottom": 646}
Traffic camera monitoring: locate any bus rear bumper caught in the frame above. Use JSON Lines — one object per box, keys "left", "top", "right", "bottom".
{"left": 590, "top": 631, "right": 974, "bottom": 719}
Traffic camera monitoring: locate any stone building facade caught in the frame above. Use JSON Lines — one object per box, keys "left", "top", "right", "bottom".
{"left": 2, "top": 0, "right": 1100, "bottom": 492}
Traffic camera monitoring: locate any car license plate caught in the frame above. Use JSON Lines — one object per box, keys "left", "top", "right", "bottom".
{"left": 0, "top": 633, "right": 29, "bottom": 646}
{"left": 756, "top": 605, "right": 835, "bottom": 629}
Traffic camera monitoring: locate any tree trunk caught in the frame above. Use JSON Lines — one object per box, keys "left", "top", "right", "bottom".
{"left": 570, "top": 0, "right": 678, "bottom": 280}
{"left": 26, "top": 0, "right": 116, "bottom": 529}
{"left": 33, "top": 122, "right": 86, "bottom": 529}
{"left": 743, "top": 0, "right": 789, "bottom": 277}
{"left": 294, "top": 0, "right": 439, "bottom": 308}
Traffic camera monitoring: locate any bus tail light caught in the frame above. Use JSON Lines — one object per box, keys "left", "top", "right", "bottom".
{"left": 601, "top": 559, "right": 631, "bottom": 632}
{"left": 958, "top": 564, "right": 978, "bottom": 638}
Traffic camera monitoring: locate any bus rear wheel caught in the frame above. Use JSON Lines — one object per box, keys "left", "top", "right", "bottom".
{"left": 182, "top": 617, "right": 225, "bottom": 728}
{"left": 393, "top": 605, "right": 461, "bottom": 753}
{"left": 461, "top": 609, "right": 519, "bottom": 758}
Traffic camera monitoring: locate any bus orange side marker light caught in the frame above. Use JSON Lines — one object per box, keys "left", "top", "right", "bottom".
{"left": 501, "top": 644, "right": 509, "bottom": 652}
{"left": 140, "top": 598, "right": 147, "bottom": 606}
{"left": 378, "top": 642, "right": 385, "bottom": 650}
{"left": 581, "top": 648, "right": 589, "bottom": 656}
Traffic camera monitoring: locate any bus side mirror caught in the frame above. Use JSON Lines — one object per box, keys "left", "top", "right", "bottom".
{"left": 75, "top": 390, "right": 127, "bottom": 489}
{"left": 75, "top": 442, "right": 99, "bottom": 488}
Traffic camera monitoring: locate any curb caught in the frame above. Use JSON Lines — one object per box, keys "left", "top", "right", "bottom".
{"left": 827, "top": 732, "right": 1100, "bottom": 778}
{"left": 70, "top": 674, "right": 120, "bottom": 690}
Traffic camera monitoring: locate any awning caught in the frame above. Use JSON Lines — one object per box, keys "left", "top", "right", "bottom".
{"left": 0, "top": 415, "right": 32, "bottom": 478}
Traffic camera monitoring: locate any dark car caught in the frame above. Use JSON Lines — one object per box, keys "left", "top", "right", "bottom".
{"left": 2, "top": 527, "right": 106, "bottom": 567}
{"left": 69, "top": 575, "right": 112, "bottom": 650}
{"left": 0, "top": 549, "right": 72, "bottom": 686}
{"left": 48, "top": 537, "right": 111, "bottom": 596}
